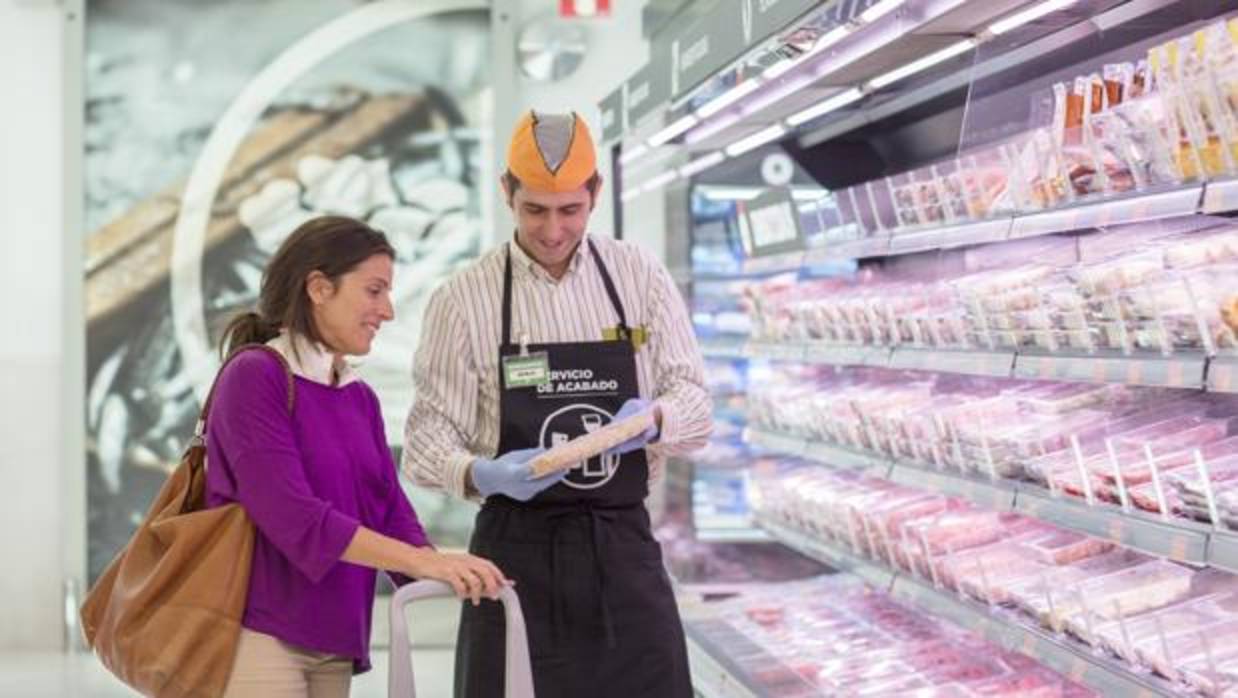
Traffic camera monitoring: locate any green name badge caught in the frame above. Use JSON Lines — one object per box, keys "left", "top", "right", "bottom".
{"left": 503, "top": 352, "right": 551, "bottom": 388}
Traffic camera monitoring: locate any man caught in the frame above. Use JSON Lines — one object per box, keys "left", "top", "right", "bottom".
{"left": 402, "top": 110, "right": 711, "bottom": 697}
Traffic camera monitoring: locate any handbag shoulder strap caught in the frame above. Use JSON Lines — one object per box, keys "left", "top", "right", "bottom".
{"left": 189, "top": 344, "right": 296, "bottom": 449}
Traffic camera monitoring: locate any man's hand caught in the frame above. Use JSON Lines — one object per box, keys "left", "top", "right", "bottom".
{"left": 604, "top": 398, "right": 660, "bottom": 457}
{"left": 469, "top": 447, "right": 564, "bottom": 501}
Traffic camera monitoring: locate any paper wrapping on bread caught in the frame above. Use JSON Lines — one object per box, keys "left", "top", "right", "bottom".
{"left": 528, "top": 412, "right": 655, "bottom": 478}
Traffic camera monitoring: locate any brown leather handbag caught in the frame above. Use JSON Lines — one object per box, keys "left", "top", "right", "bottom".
{"left": 80, "top": 345, "right": 294, "bottom": 698}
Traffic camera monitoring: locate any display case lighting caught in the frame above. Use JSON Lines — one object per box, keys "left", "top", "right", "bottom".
{"left": 764, "top": 22, "right": 855, "bottom": 79}
{"left": 685, "top": 108, "right": 747, "bottom": 145}
{"left": 987, "top": 0, "right": 1077, "bottom": 35}
{"left": 858, "top": 0, "right": 906, "bottom": 24}
{"left": 763, "top": 59, "right": 799, "bottom": 81}
{"left": 647, "top": 114, "right": 701, "bottom": 147}
{"left": 790, "top": 188, "right": 831, "bottom": 201}
{"left": 724, "top": 124, "right": 787, "bottom": 157}
{"left": 740, "top": 72, "right": 819, "bottom": 118}
{"left": 696, "top": 185, "right": 828, "bottom": 201}
{"left": 679, "top": 152, "right": 727, "bottom": 178}
{"left": 620, "top": 187, "right": 643, "bottom": 203}
{"left": 867, "top": 38, "right": 976, "bottom": 89}
{"left": 786, "top": 87, "right": 866, "bottom": 126}
{"left": 813, "top": 24, "right": 855, "bottom": 54}
{"left": 695, "top": 78, "right": 764, "bottom": 119}
{"left": 618, "top": 143, "right": 648, "bottom": 165}
{"left": 642, "top": 169, "right": 680, "bottom": 192}
{"left": 698, "top": 186, "right": 765, "bottom": 201}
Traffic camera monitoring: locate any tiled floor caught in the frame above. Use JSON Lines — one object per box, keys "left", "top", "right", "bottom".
{"left": 0, "top": 648, "right": 456, "bottom": 697}
{"left": 1, "top": 595, "right": 462, "bottom": 697}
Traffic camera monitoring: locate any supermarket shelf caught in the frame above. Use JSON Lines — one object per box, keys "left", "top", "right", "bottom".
{"left": 694, "top": 504, "right": 769, "bottom": 544}
{"left": 806, "top": 236, "right": 890, "bottom": 262}
{"left": 684, "top": 621, "right": 767, "bottom": 698}
{"left": 694, "top": 527, "right": 773, "bottom": 544}
{"left": 736, "top": 339, "right": 1215, "bottom": 389}
{"left": 887, "top": 217, "right": 1015, "bottom": 257}
{"left": 1008, "top": 184, "right": 1204, "bottom": 241}
{"left": 740, "top": 250, "right": 805, "bottom": 275}
{"left": 1208, "top": 356, "right": 1238, "bottom": 393}
{"left": 729, "top": 182, "right": 1223, "bottom": 268}
{"left": 1208, "top": 533, "right": 1238, "bottom": 576}
{"left": 686, "top": 614, "right": 841, "bottom": 698}
{"left": 743, "top": 428, "right": 814, "bottom": 459}
{"left": 889, "top": 574, "right": 1173, "bottom": 698}
{"left": 1014, "top": 491, "right": 1209, "bottom": 566}
{"left": 671, "top": 268, "right": 797, "bottom": 284}
{"left": 887, "top": 346, "right": 1016, "bottom": 378}
{"left": 699, "top": 337, "right": 750, "bottom": 360}
{"left": 746, "top": 427, "right": 1213, "bottom": 566}
{"left": 743, "top": 340, "right": 809, "bottom": 363}
{"left": 1013, "top": 351, "right": 1207, "bottom": 389}
{"left": 746, "top": 428, "right": 889, "bottom": 475}
{"left": 801, "top": 342, "right": 891, "bottom": 367}
{"left": 758, "top": 516, "right": 1176, "bottom": 698}
{"left": 1201, "top": 176, "right": 1238, "bottom": 214}
{"left": 798, "top": 440, "right": 892, "bottom": 475}
{"left": 756, "top": 516, "right": 895, "bottom": 591}
{"left": 887, "top": 462, "right": 1016, "bottom": 514}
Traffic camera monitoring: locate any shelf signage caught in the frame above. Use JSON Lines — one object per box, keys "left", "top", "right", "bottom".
{"left": 623, "top": 64, "right": 668, "bottom": 130}
{"left": 740, "top": 186, "right": 807, "bottom": 258}
{"left": 600, "top": 88, "right": 624, "bottom": 144}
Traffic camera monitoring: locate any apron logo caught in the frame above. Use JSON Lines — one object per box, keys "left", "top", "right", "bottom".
{"left": 538, "top": 404, "right": 621, "bottom": 490}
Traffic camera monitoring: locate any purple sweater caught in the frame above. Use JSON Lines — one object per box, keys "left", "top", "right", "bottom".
{"left": 204, "top": 349, "right": 430, "bottom": 672}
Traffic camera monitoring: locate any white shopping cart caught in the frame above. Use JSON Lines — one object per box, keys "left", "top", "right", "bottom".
{"left": 387, "top": 581, "right": 536, "bottom": 698}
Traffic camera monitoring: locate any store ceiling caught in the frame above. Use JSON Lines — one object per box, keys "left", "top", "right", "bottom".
{"left": 640, "top": 0, "right": 697, "bottom": 39}
{"left": 671, "top": 0, "right": 1117, "bottom": 157}
{"left": 633, "top": 0, "right": 1238, "bottom": 187}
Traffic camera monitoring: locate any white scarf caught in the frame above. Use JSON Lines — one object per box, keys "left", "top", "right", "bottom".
{"left": 265, "top": 331, "right": 358, "bottom": 387}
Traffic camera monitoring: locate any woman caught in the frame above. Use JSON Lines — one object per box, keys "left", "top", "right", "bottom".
{"left": 205, "top": 215, "right": 509, "bottom": 698}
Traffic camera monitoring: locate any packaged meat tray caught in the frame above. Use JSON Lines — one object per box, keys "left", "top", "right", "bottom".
{"left": 1021, "top": 529, "right": 1115, "bottom": 565}
{"left": 1092, "top": 588, "right": 1238, "bottom": 666}
{"left": 944, "top": 547, "right": 1053, "bottom": 604}
{"left": 1139, "top": 618, "right": 1238, "bottom": 685}
{"left": 1005, "top": 549, "right": 1151, "bottom": 622}
{"left": 1054, "top": 559, "right": 1196, "bottom": 638}
{"left": 694, "top": 575, "right": 1096, "bottom": 697}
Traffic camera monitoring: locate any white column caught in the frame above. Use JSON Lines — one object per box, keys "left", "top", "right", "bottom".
{"left": 0, "top": 0, "right": 86, "bottom": 651}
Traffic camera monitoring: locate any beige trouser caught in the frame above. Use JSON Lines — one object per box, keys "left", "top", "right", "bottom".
{"left": 222, "top": 628, "right": 353, "bottom": 698}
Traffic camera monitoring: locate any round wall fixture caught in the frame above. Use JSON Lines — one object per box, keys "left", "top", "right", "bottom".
{"left": 761, "top": 152, "right": 795, "bottom": 186}
{"left": 517, "top": 16, "right": 587, "bottom": 82}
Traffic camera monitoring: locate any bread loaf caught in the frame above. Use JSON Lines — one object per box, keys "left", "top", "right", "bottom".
{"left": 528, "top": 412, "right": 655, "bottom": 478}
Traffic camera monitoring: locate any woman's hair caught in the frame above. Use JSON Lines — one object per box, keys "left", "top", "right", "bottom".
{"left": 220, "top": 215, "right": 396, "bottom": 359}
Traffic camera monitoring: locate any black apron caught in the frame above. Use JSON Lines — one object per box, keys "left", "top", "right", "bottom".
{"left": 454, "top": 241, "right": 692, "bottom": 698}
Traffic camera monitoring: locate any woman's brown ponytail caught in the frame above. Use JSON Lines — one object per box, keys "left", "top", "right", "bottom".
{"left": 219, "top": 311, "right": 282, "bottom": 359}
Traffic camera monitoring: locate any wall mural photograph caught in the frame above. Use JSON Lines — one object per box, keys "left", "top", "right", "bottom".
{"left": 84, "top": 0, "right": 491, "bottom": 582}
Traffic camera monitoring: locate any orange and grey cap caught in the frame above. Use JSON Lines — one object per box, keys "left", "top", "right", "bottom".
{"left": 506, "top": 110, "right": 597, "bottom": 192}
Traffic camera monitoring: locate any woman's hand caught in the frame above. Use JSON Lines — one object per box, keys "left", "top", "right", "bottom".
{"left": 404, "top": 548, "right": 510, "bottom": 606}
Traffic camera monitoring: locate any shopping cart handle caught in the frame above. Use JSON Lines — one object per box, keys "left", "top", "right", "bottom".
{"left": 387, "top": 580, "right": 535, "bottom": 698}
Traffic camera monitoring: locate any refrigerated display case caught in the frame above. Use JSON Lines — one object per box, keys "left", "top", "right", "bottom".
{"left": 614, "top": 1, "right": 1238, "bottom": 695}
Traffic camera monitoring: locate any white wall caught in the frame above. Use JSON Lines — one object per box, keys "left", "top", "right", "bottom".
{"left": 0, "top": 0, "right": 86, "bottom": 651}
{"left": 489, "top": 0, "right": 651, "bottom": 247}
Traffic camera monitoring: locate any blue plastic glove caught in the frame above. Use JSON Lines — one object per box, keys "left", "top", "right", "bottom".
{"left": 604, "top": 398, "right": 660, "bottom": 458}
{"left": 470, "top": 447, "right": 564, "bottom": 501}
